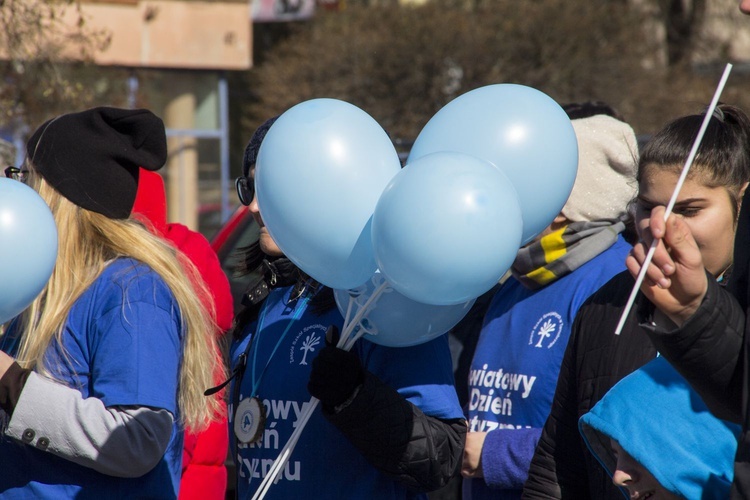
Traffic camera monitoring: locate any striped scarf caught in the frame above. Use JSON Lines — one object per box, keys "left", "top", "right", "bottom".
{"left": 511, "top": 219, "right": 626, "bottom": 290}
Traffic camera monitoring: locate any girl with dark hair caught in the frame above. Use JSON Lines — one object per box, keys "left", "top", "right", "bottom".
{"left": 226, "top": 117, "right": 466, "bottom": 499}
{"left": 523, "top": 103, "right": 750, "bottom": 499}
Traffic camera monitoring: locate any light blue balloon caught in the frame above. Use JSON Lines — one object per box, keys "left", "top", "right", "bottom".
{"left": 372, "top": 151, "right": 523, "bottom": 306}
{"left": 255, "top": 98, "right": 401, "bottom": 290}
{"left": 334, "top": 272, "right": 475, "bottom": 348}
{"left": 0, "top": 179, "right": 58, "bottom": 323}
{"left": 408, "top": 84, "right": 578, "bottom": 244}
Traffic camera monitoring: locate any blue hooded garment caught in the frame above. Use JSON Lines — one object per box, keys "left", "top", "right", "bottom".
{"left": 579, "top": 356, "right": 740, "bottom": 500}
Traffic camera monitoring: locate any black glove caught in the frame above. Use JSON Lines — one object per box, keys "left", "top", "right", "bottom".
{"left": 307, "top": 325, "right": 365, "bottom": 411}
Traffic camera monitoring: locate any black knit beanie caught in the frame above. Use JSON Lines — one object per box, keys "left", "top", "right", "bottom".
{"left": 26, "top": 107, "right": 167, "bottom": 219}
{"left": 242, "top": 116, "right": 279, "bottom": 178}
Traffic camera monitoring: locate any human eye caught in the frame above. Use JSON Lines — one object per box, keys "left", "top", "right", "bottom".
{"left": 635, "top": 199, "right": 653, "bottom": 215}
{"left": 673, "top": 206, "right": 700, "bottom": 218}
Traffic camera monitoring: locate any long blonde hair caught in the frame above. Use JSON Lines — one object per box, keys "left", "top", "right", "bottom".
{"left": 13, "top": 170, "right": 225, "bottom": 431}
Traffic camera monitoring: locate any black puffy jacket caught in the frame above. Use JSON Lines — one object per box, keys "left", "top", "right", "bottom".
{"left": 522, "top": 271, "right": 657, "bottom": 499}
{"left": 326, "top": 371, "right": 467, "bottom": 492}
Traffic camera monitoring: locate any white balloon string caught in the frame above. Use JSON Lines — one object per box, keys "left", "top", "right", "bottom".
{"left": 252, "top": 280, "right": 390, "bottom": 498}
{"left": 614, "top": 62, "right": 733, "bottom": 335}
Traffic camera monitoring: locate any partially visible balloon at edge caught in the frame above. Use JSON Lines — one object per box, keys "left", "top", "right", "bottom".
{"left": 0, "top": 179, "right": 58, "bottom": 324}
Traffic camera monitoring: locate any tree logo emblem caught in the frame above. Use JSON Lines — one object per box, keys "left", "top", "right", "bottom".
{"left": 528, "top": 312, "right": 564, "bottom": 349}
{"left": 299, "top": 333, "right": 321, "bottom": 365}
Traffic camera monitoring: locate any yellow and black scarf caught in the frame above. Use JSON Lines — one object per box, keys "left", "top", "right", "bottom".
{"left": 512, "top": 219, "right": 626, "bottom": 290}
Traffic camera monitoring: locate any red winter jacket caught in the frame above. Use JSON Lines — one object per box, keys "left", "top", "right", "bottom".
{"left": 133, "top": 170, "right": 233, "bottom": 500}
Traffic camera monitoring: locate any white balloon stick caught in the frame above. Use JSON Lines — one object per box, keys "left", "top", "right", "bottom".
{"left": 614, "top": 62, "right": 733, "bottom": 335}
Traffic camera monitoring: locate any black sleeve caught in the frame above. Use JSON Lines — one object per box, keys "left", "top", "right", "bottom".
{"left": 523, "top": 315, "right": 590, "bottom": 499}
{"left": 727, "top": 188, "right": 750, "bottom": 312}
{"left": 0, "top": 362, "right": 31, "bottom": 416}
{"left": 640, "top": 275, "right": 746, "bottom": 422}
{"left": 322, "top": 372, "right": 467, "bottom": 492}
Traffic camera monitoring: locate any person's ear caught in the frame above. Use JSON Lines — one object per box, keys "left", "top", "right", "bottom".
{"left": 736, "top": 182, "right": 749, "bottom": 222}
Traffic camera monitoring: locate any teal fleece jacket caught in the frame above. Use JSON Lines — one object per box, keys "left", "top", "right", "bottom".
{"left": 579, "top": 357, "right": 740, "bottom": 500}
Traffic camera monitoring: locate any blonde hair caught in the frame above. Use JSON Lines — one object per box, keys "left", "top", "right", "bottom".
{"left": 13, "top": 171, "right": 225, "bottom": 431}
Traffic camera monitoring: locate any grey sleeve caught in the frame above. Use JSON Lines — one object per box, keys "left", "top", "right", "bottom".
{"left": 4, "top": 372, "right": 174, "bottom": 477}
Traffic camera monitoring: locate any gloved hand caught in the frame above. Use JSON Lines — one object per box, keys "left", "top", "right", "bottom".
{"left": 307, "top": 325, "right": 365, "bottom": 411}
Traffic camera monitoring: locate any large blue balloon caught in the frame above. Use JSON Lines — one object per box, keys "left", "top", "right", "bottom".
{"left": 372, "top": 151, "right": 523, "bottom": 306}
{"left": 408, "top": 84, "right": 578, "bottom": 244}
{"left": 0, "top": 179, "right": 58, "bottom": 323}
{"left": 255, "top": 99, "right": 401, "bottom": 290}
{"left": 334, "top": 272, "right": 475, "bottom": 348}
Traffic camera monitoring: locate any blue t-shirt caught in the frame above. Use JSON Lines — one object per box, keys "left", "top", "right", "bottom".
{"left": 0, "top": 258, "right": 184, "bottom": 499}
{"left": 464, "top": 236, "right": 631, "bottom": 500}
{"left": 229, "top": 286, "right": 464, "bottom": 499}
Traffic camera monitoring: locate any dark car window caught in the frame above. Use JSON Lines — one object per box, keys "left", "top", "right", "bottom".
{"left": 215, "top": 214, "right": 261, "bottom": 315}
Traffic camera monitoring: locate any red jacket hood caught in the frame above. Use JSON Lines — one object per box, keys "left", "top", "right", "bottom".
{"left": 132, "top": 169, "right": 233, "bottom": 333}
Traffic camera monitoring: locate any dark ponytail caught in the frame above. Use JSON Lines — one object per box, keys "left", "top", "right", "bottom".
{"left": 638, "top": 104, "right": 750, "bottom": 201}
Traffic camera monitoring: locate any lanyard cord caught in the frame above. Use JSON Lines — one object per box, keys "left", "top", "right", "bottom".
{"left": 204, "top": 291, "right": 310, "bottom": 399}
{"left": 221, "top": 289, "right": 309, "bottom": 500}
{"left": 249, "top": 295, "right": 309, "bottom": 397}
